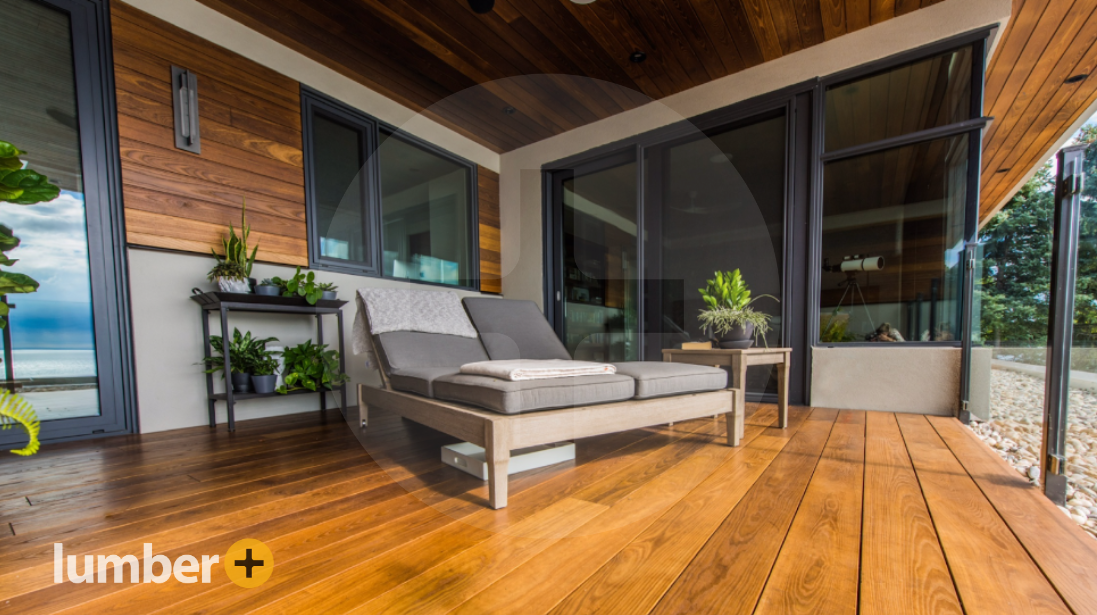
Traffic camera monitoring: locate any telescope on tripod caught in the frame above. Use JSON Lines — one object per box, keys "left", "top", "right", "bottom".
{"left": 823, "top": 254, "right": 885, "bottom": 334}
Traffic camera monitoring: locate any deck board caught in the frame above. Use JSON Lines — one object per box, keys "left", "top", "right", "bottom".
{"left": 896, "top": 413, "right": 1072, "bottom": 615}
{"left": 1, "top": 405, "right": 1094, "bottom": 614}
{"left": 860, "top": 412, "right": 962, "bottom": 615}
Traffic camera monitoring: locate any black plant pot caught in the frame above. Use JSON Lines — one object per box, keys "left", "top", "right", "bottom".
{"left": 251, "top": 374, "right": 277, "bottom": 394}
{"left": 321, "top": 290, "right": 337, "bottom": 301}
{"left": 717, "top": 323, "right": 755, "bottom": 349}
{"left": 230, "top": 372, "right": 252, "bottom": 393}
{"left": 254, "top": 284, "right": 280, "bottom": 296}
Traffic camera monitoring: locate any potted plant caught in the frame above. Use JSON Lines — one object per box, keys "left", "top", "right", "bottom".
{"left": 697, "top": 269, "right": 777, "bottom": 349}
{"left": 276, "top": 340, "right": 347, "bottom": 394}
{"left": 254, "top": 278, "right": 280, "bottom": 296}
{"left": 208, "top": 261, "right": 249, "bottom": 294}
{"left": 318, "top": 281, "right": 338, "bottom": 301}
{"left": 250, "top": 350, "right": 281, "bottom": 394}
{"left": 201, "top": 328, "right": 278, "bottom": 393}
{"left": 271, "top": 267, "right": 324, "bottom": 305}
{"left": 208, "top": 199, "right": 258, "bottom": 293}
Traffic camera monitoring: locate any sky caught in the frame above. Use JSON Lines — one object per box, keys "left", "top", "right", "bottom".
{"left": 0, "top": 190, "right": 95, "bottom": 350}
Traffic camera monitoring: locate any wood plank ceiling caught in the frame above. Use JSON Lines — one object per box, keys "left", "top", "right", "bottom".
{"left": 981, "top": 0, "right": 1097, "bottom": 221}
{"left": 194, "top": 0, "right": 943, "bottom": 154}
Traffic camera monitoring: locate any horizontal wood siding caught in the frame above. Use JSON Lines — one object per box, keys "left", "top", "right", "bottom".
{"left": 112, "top": 0, "right": 308, "bottom": 266}
{"left": 478, "top": 168, "right": 501, "bottom": 293}
{"left": 112, "top": 0, "right": 502, "bottom": 281}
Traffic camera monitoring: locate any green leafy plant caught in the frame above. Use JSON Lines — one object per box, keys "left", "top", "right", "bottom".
{"left": 0, "top": 140, "right": 58, "bottom": 330}
{"left": 819, "top": 309, "right": 858, "bottom": 343}
{"left": 201, "top": 328, "right": 278, "bottom": 375}
{"left": 209, "top": 199, "right": 257, "bottom": 281}
{"left": 0, "top": 390, "right": 39, "bottom": 456}
{"left": 697, "top": 269, "right": 778, "bottom": 345}
{"left": 206, "top": 261, "right": 247, "bottom": 284}
{"left": 317, "top": 281, "right": 337, "bottom": 292}
{"left": 0, "top": 141, "right": 60, "bottom": 205}
{"left": 271, "top": 267, "right": 324, "bottom": 305}
{"left": 250, "top": 352, "right": 281, "bottom": 377}
{"left": 276, "top": 340, "right": 346, "bottom": 393}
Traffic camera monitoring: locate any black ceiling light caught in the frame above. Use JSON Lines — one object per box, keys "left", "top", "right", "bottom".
{"left": 468, "top": 0, "right": 494, "bottom": 14}
{"left": 629, "top": 51, "right": 647, "bottom": 64}
{"left": 1065, "top": 73, "right": 1089, "bottom": 84}
{"left": 503, "top": 106, "right": 516, "bottom": 115}
{"left": 996, "top": 167, "right": 1011, "bottom": 173}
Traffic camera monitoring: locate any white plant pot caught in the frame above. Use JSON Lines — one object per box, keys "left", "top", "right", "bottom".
{"left": 217, "top": 277, "right": 251, "bottom": 293}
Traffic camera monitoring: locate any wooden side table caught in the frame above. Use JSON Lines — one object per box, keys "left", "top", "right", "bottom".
{"left": 662, "top": 347, "right": 791, "bottom": 428}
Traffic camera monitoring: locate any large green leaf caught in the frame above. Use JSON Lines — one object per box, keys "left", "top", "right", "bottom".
{"left": 0, "top": 271, "right": 39, "bottom": 294}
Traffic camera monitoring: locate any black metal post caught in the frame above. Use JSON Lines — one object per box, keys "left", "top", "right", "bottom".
{"left": 201, "top": 309, "right": 215, "bottom": 427}
{"left": 337, "top": 309, "right": 347, "bottom": 418}
{"left": 219, "top": 306, "right": 235, "bottom": 432}
{"left": 1043, "top": 143, "right": 1087, "bottom": 505}
{"left": 316, "top": 313, "right": 326, "bottom": 413}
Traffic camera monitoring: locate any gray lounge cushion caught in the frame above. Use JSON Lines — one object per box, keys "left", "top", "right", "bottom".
{"left": 388, "top": 367, "right": 461, "bottom": 398}
{"left": 433, "top": 373, "right": 634, "bottom": 415}
{"left": 463, "top": 298, "right": 571, "bottom": 361}
{"left": 375, "top": 331, "right": 488, "bottom": 371}
{"left": 612, "top": 362, "right": 728, "bottom": 399}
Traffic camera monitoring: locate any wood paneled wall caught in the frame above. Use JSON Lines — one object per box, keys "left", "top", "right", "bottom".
{"left": 112, "top": 0, "right": 308, "bottom": 266}
{"left": 112, "top": 1, "right": 502, "bottom": 288}
{"left": 478, "top": 169, "right": 501, "bottom": 294}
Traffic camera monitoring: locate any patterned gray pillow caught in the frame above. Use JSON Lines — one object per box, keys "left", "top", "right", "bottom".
{"left": 358, "top": 288, "right": 479, "bottom": 338}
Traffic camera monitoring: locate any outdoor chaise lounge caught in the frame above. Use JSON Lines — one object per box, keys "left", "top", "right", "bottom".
{"left": 355, "top": 289, "right": 741, "bottom": 509}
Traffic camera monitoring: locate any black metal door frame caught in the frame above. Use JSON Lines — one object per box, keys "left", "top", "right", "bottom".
{"left": 0, "top": 0, "right": 136, "bottom": 447}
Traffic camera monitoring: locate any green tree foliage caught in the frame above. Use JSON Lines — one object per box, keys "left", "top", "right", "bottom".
{"left": 978, "top": 126, "right": 1097, "bottom": 346}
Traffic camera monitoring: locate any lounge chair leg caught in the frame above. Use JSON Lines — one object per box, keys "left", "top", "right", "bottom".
{"left": 357, "top": 384, "right": 369, "bottom": 429}
{"left": 485, "top": 421, "right": 510, "bottom": 509}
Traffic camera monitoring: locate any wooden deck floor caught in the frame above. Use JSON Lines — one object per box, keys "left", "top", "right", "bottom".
{"left": 1, "top": 403, "right": 1096, "bottom": 614}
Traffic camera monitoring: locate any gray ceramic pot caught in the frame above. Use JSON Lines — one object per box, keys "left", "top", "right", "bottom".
{"left": 230, "top": 372, "right": 252, "bottom": 393}
{"left": 717, "top": 322, "right": 755, "bottom": 349}
{"left": 251, "top": 374, "right": 277, "bottom": 394}
{"left": 321, "top": 290, "right": 337, "bottom": 301}
{"left": 254, "top": 285, "right": 280, "bottom": 296}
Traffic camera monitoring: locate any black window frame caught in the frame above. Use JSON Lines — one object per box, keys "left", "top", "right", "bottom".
{"left": 301, "top": 86, "right": 480, "bottom": 291}
{"left": 808, "top": 29, "right": 992, "bottom": 349}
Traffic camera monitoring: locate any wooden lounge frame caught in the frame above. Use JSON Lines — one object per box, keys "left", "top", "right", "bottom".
{"left": 357, "top": 384, "right": 741, "bottom": 509}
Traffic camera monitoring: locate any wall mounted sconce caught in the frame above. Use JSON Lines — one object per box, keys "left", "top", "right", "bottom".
{"left": 171, "top": 66, "right": 201, "bottom": 154}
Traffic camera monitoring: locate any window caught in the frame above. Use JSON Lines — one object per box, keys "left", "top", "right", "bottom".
{"left": 302, "top": 89, "right": 478, "bottom": 288}
{"left": 818, "top": 45, "right": 982, "bottom": 343}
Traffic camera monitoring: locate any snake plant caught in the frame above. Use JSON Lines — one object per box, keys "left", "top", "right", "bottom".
{"left": 0, "top": 389, "right": 40, "bottom": 456}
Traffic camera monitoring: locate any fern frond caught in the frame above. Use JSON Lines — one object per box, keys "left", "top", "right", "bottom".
{"left": 0, "top": 390, "right": 40, "bottom": 456}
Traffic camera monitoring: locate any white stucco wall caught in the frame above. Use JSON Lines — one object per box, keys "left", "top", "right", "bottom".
{"left": 811, "top": 346, "right": 992, "bottom": 416}
{"left": 128, "top": 248, "right": 485, "bottom": 433}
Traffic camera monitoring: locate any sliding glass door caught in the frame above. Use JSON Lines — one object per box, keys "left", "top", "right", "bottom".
{"left": 0, "top": 0, "right": 132, "bottom": 445}
{"left": 546, "top": 107, "right": 791, "bottom": 400}
{"left": 645, "top": 112, "right": 787, "bottom": 394}
{"left": 551, "top": 151, "right": 639, "bottom": 362}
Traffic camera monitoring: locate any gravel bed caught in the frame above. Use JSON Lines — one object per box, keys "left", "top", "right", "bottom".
{"left": 968, "top": 369, "right": 1097, "bottom": 539}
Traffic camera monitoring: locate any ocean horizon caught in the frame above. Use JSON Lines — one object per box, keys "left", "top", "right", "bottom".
{"left": 3, "top": 348, "right": 97, "bottom": 379}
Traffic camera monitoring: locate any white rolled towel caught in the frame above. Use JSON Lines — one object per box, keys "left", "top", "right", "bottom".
{"left": 460, "top": 359, "right": 616, "bottom": 381}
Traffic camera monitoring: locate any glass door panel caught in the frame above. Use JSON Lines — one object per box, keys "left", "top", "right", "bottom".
{"left": 0, "top": 0, "right": 100, "bottom": 421}
{"left": 651, "top": 112, "right": 786, "bottom": 395}
{"left": 560, "top": 155, "right": 639, "bottom": 362}
{"left": 1066, "top": 153, "right": 1097, "bottom": 536}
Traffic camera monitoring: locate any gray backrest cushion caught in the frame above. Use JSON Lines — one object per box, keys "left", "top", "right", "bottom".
{"left": 463, "top": 298, "right": 572, "bottom": 361}
{"left": 375, "top": 331, "right": 489, "bottom": 371}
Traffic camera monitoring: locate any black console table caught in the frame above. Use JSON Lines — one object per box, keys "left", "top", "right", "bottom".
{"left": 191, "top": 291, "right": 348, "bottom": 431}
